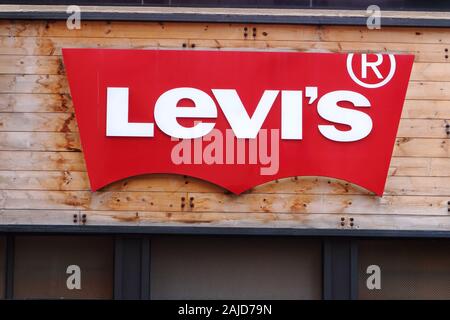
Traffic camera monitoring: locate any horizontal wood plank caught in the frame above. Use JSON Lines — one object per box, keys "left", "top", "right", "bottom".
{"left": 0, "top": 113, "right": 446, "bottom": 138}
{"left": 0, "top": 36, "right": 187, "bottom": 56}
{"left": 82, "top": 211, "right": 450, "bottom": 230}
{"left": 252, "top": 176, "right": 450, "bottom": 196}
{"left": 0, "top": 20, "right": 252, "bottom": 40}
{"left": 0, "top": 209, "right": 78, "bottom": 225}
{"left": 389, "top": 157, "right": 450, "bottom": 176}
{"left": 0, "top": 55, "right": 61, "bottom": 74}
{"left": 401, "top": 100, "right": 450, "bottom": 119}
{"left": 1, "top": 209, "right": 449, "bottom": 230}
{"left": 0, "top": 151, "right": 85, "bottom": 171}
{"left": 0, "top": 112, "right": 77, "bottom": 132}
{"left": 0, "top": 20, "right": 449, "bottom": 231}
{"left": 188, "top": 192, "right": 449, "bottom": 215}
{"left": 0, "top": 190, "right": 187, "bottom": 211}
{"left": 191, "top": 39, "right": 450, "bottom": 63}
{"left": 0, "top": 93, "right": 72, "bottom": 112}
{"left": 0, "top": 152, "right": 447, "bottom": 177}
{"left": 1, "top": 36, "right": 449, "bottom": 64}
{"left": 406, "top": 81, "right": 450, "bottom": 100}
{"left": 0, "top": 171, "right": 449, "bottom": 196}
{"left": 1, "top": 132, "right": 447, "bottom": 157}
{"left": 80, "top": 211, "right": 450, "bottom": 230}
{"left": 2, "top": 21, "right": 450, "bottom": 45}
{"left": 393, "top": 137, "right": 449, "bottom": 157}
{"left": 0, "top": 190, "right": 448, "bottom": 215}
{"left": 0, "top": 132, "right": 80, "bottom": 151}
{"left": 411, "top": 63, "right": 450, "bottom": 81}
{"left": 2, "top": 94, "right": 449, "bottom": 121}
{"left": 0, "top": 74, "right": 68, "bottom": 93}
{"left": 397, "top": 119, "right": 448, "bottom": 138}
{"left": 2, "top": 75, "right": 448, "bottom": 100}
{"left": 3, "top": 54, "right": 450, "bottom": 81}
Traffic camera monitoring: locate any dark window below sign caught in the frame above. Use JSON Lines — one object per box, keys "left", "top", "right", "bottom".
{"left": 13, "top": 235, "right": 114, "bottom": 299}
{"left": 1, "top": 0, "right": 450, "bottom": 11}
{"left": 358, "top": 239, "right": 450, "bottom": 300}
{"left": 150, "top": 236, "right": 323, "bottom": 299}
{"left": 0, "top": 236, "right": 5, "bottom": 299}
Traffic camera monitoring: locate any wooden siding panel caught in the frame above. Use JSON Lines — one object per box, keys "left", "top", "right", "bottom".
{"left": 0, "top": 20, "right": 449, "bottom": 231}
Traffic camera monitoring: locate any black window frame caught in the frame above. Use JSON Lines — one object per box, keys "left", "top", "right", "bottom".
{"left": 1, "top": 226, "right": 450, "bottom": 300}
{"left": 1, "top": 1, "right": 450, "bottom": 12}
{"left": 0, "top": 4, "right": 450, "bottom": 27}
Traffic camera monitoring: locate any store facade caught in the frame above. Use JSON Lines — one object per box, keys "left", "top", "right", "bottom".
{"left": 0, "top": 2, "right": 449, "bottom": 299}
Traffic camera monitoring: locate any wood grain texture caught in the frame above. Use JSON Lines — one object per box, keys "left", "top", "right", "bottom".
{"left": 1, "top": 36, "right": 449, "bottom": 63}
{"left": 0, "top": 132, "right": 80, "bottom": 151}
{"left": 0, "top": 20, "right": 448, "bottom": 231}
{"left": 2, "top": 94, "right": 449, "bottom": 121}
{"left": 2, "top": 5, "right": 449, "bottom": 21}
{"left": 0, "top": 75, "right": 68, "bottom": 93}
{"left": 1, "top": 74, "right": 448, "bottom": 99}
{"left": 1, "top": 132, "right": 446, "bottom": 157}
{"left": 79, "top": 211, "right": 450, "bottom": 231}
{"left": 1, "top": 20, "right": 450, "bottom": 44}
{"left": 0, "top": 151, "right": 86, "bottom": 171}
{"left": 0, "top": 190, "right": 448, "bottom": 216}
{"left": 0, "top": 152, "right": 448, "bottom": 176}
{"left": 401, "top": 100, "right": 450, "bottom": 120}
{"left": 0, "top": 171, "right": 448, "bottom": 196}
{"left": 0, "top": 113, "right": 447, "bottom": 138}
{"left": 0, "top": 113, "right": 77, "bottom": 132}
{"left": 2, "top": 55, "right": 450, "bottom": 81}
{"left": 0, "top": 93, "right": 72, "bottom": 112}
{"left": 1, "top": 209, "right": 449, "bottom": 231}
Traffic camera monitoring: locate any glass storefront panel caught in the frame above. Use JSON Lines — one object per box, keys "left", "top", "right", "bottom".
{"left": 358, "top": 239, "right": 450, "bottom": 299}
{"left": 13, "top": 236, "right": 114, "bottom": 299}
{"left": 0, "top": 236, "right": 5, "bottom": 299}
{"left": 151, "top": 236, "right": 322, "bottom": 299}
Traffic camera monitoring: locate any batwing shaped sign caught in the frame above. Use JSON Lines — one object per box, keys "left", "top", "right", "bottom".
{"left": 62, "top": 49, "right": 413, "bottom": 195}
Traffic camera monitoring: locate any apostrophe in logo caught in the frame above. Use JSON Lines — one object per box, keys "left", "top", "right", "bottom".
{"left": 347, "top": 53, "right": 396, "bottom": 88}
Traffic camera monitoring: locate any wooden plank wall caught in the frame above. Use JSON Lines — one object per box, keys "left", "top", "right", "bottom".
{"left": 0, "top": 19, "right": 449, "bottom": 231}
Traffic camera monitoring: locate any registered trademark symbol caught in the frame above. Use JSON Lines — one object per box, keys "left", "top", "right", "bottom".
{"left": 346, "top": 53, "right": 396, "bottom": 89}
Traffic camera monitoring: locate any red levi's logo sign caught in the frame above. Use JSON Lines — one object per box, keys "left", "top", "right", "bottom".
{"left": 63, "top": 49, "right": 413, "bottom": 195}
